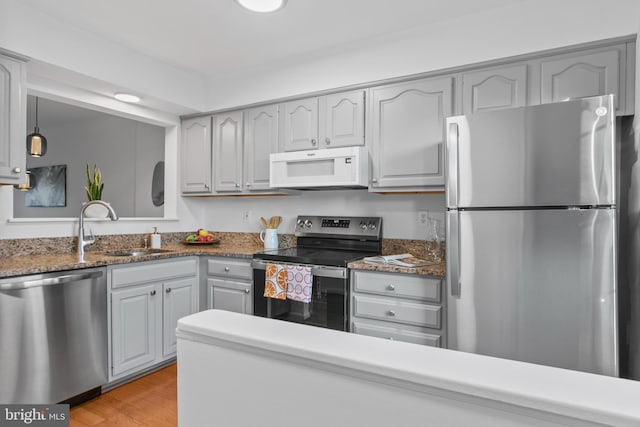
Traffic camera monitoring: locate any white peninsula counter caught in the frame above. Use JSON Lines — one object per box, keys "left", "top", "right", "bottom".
{"left": 176, "top": 310, "right": 640, "bottom": 427}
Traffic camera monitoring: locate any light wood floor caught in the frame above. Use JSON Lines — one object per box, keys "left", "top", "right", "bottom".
{"left": 70, "top": 364, "right": 177, "bottom": 427}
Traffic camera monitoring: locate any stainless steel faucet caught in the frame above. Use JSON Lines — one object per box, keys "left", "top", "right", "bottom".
{"left": 78, "top": 200, "right": 118, "bottom": 263}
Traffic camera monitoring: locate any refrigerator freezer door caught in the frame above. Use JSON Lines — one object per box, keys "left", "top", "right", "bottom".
{"left": 446, "top": 208, "right": 617, "bottom": 376}
{"left": 446, "top": 95, "right": 615, "bottom": 209}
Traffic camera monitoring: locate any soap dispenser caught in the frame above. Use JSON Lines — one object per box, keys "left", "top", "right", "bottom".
{"left": 151, "top": 227, "right": 161, "bottom": 249}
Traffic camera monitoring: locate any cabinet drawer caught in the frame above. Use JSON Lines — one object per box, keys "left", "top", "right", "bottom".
{"left": 353, "top": 295, "right": 441, "bottom": 329}
{"left": 353, "top": 271, "right": 441, "bottom": 302}
{"left": 111, "top": 258, "right": 197, "bottom": 289}
{"left": 352, "top": 320, "right": 442, "bottom": 347}
{"left": 207, "top": 258, "right": 252, "bottom": 279}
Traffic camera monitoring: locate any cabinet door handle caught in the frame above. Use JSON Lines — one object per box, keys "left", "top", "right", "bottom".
{"left": 166, "top": 288, "right": 172, "bottom": 293}
{"left": 246, "top": 182, "right": 251, "bottom": 187}
{"left": 311, "top": 138, "right": 317, "bottom": 146}
{"left": 235, "top": 183, "right": 240, "bottom": 188}
{"left": 12, "top": 167, "right": 21, "bottom": 174}
{"left": 150, "top": 290, "right": 156, "bottom": 296}
{"left": 386, "top": 310, "right": 396, "bottom": 317}
{"left": 388, "top": 337, "right": 394, "bottom": 340}
{"left": 386, "top": 284, "right": 395, "bottom": 291}
{"left": 224, "top": 267, "right": 230, "bottom": 272}
{"left": 244, "top": 288, "right": 250, "bottom": 294}
{"left": 325, "top": 137, "right": 331, "bottom": 145}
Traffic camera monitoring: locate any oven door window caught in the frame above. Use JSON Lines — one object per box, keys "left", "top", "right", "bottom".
{"left": 254, "top": 270, "right": 347, "bottom": 331}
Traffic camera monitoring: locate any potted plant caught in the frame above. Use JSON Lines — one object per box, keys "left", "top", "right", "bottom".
{"left": 83, "top": 164, "right": 108, "bottom": 217}
{"left": 85, "top": 164, "right": 104, "bottom": 201}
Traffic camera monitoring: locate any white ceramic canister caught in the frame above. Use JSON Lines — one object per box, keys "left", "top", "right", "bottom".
{"left": 151, "top": 226, "right": 161, "bottom": 249}
{"left": 260, "top": 228, "right": 278, "bottom": 250}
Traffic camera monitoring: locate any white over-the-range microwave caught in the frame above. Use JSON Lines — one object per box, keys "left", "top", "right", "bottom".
{"left": 269, "top": 146, "right": 369, "bottom": 189}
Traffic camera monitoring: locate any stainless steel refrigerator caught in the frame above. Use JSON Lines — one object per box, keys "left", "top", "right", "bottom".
{"left": 445, "top": 95, "right": 618, "bottom": 377}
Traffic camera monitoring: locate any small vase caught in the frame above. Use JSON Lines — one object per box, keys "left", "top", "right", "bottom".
{"left": 84, "top": 202, "right": 110, "bottom": 218}
{"left": 425, "top": 218, "right": 443, "bottom": 263}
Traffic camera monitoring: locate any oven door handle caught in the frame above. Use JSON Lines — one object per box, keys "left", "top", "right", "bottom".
{"left": 251, "top": 260, "right": 346, "bottom": 279}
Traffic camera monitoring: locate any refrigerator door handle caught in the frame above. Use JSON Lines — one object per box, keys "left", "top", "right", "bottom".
{"left": 446, "top": 121, "right": 459, "bottom": 208}
{"left": 447, "top": 210, "right": 461, "bottom": 297}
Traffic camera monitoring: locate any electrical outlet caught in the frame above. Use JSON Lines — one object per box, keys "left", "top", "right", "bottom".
{"left": 418, "top": 211, "right": 428, "bottom": 225}
{"left": 242, "top": 211, "right": 251, "bottom": 224}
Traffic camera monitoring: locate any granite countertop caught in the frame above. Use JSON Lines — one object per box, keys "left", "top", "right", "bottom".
{"left": 0, "top": 232, "right": 446, "bottom": 279}
{"left": 0, "top": 242, "right": 264, "bottom": 279}
{"left": 348, "top": 259, "right": 445, "bottom": 278}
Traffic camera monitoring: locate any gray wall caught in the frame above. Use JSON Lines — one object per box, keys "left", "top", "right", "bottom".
{"left": 14, "top": 112, "right": 165, "bottom": 218}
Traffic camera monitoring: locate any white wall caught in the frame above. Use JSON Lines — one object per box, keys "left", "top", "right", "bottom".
{"left": 0, "top": 0, "right": 208, "bottom": 113}
{"left": 204, "top": 0, "right": 640, "bottom": 110}
{"left": 1, "top": 0, "right": 639, "bottom": 240}
{"left": 199, "top": 190, "right": 445, "bottom": 240}
{"left": 13, "top": 114, "right": 164, "bottom": 218}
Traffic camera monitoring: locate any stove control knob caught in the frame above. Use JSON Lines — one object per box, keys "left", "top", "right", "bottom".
{"left": 304, "top": 219, "right": 313, "bottom": 229}
{"left": 296, "top": 219, "right": 304, "bottom": 228}
{"left": 359, "top": 221, "right": 367, "bottom": 230}
{"left": 368, "top": 222, "right": 377, "bottom": 230}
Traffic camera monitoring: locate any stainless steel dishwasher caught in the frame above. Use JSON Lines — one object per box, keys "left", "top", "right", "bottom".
{"left": 0, "top": 268, "right": 108, "bottom": 404}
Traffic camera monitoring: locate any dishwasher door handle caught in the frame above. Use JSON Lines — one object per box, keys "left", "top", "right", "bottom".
{"left": 0, "top": 270, "right": 104, "bottom": 291}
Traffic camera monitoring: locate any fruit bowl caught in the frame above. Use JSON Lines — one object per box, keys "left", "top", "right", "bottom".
{"left": 183, "top": 229, "right": 219, "bottom": 245}
{"left": 182, "top": 239, "right": 220, "bottom": 245}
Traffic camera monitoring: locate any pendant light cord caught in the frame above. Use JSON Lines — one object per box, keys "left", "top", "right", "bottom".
{"left": 35, "top": 97, "right": 39, "bottom": 128}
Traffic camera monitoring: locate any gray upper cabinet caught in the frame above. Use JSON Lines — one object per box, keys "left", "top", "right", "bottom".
{"left": 214, "top": 110, "right": 243, "bottom": 192}
{"left": 461, "top": 64, "right": 527, "bottom": 114}
{"left": 539, "top": 45, "right": 628, "bottom": 114}
{"left": 281, "top": 97, "right": 318, "bottom": 151}
{"left": 181, "top": 116, "right": 212, "bottom": 194}
{"left": 244, "top": 104, "right": 278, "bottom": 191}
{"left": 369, "top": 77, "right": 453, "bottom": 191}
{"left": 280, "top": 90, "right": 365, "bottom": 151}
{"left": 0, "top": 54, "right": 26, "bottom": 185}
{"left": 321, "top": 91, "right": 365, "bottom": 148}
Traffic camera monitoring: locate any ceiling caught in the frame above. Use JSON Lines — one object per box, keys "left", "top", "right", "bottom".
{"left": 21, "top": 0, "right": 522, "bottom": 79}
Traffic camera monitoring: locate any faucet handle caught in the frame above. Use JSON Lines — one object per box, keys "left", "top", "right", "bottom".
{"left": 86, "top": 227, "right": 95, "bottom": 245}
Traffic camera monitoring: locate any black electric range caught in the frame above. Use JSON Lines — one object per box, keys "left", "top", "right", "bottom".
{"left": 252, "top": 215, "right": 382, "bottom": 331}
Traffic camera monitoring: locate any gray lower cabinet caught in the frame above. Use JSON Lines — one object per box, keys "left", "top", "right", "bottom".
{"left": 205, "top": 257, "right": 253, "bottom": 315}
{"left": 350, "top": 269, "right": 445, "bottom": 347}
{"left": 369, "top": 77, "right": 453, "bottom": 191}
{"left": 0, "top": 53, "right": 26, "bottom": 185}
{"left": 109, "top": 257, "right": 198, "bottom": 381}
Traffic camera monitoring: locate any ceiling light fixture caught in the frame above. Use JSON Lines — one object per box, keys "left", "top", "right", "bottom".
{"left": 14, "top": 171, "right": 34, "bottom": 191}
{"left": 235, "top": 0, "right": 287, "bottom": 13}
{"left": 26, "top": 97, "right": 47, "bottom": 157}
{"left": 114, "top": 93, "right": 141, "bottom": 103}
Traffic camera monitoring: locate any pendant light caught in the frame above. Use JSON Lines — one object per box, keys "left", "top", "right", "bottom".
{"left": 27, "top": 97, "right": 47, "bottom": 157}
{"left": 14, "top": 171, "right": 34, "bottom": 191}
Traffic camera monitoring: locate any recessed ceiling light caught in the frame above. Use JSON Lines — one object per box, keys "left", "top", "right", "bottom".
{"left": 114, "top": 93, "right": 141, "bottom": 103}
{"left": 235, "top": 0, "right": 287, "bottom": 13}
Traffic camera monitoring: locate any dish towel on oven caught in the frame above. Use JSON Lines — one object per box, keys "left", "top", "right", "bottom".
{"left": 264, "top": 263, "right": 287, "bottom": 299}
{"left": 286, "top": 265, "right": 313, "bottom": 303}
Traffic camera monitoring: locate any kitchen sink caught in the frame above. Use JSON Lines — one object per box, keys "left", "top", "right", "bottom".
{"left": 104, "top": 249, "right": 173, "bottom": 257}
